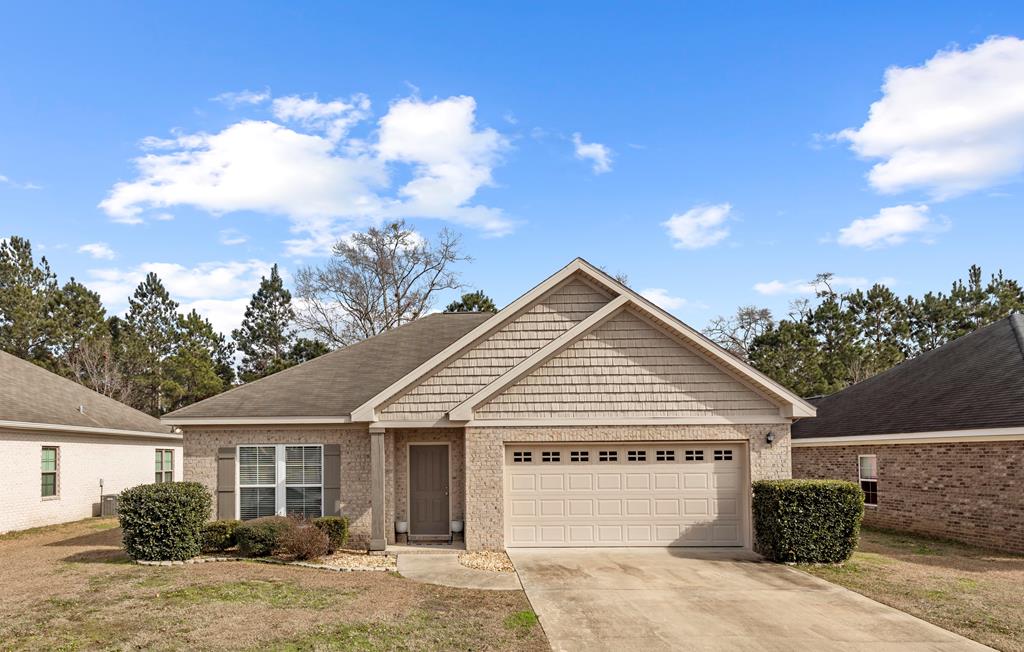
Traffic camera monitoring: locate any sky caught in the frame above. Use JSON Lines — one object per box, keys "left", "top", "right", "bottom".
{"left": 2, "top": 2, "right": 1023, "bottom": 338}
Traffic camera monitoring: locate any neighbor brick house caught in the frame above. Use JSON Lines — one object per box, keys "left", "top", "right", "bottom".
{"left": 163, "top": 259, "right": 814, "bottom": 551}
{"left": 0, "top": 351, "right": 182, "bottom": 533}
{"left": 793, "top": 314, "right": 1024, "bottom": 553}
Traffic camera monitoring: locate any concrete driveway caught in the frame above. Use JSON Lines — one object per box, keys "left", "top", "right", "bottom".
{"left": 508, "top": 548, "right": 989, "bottom": 652}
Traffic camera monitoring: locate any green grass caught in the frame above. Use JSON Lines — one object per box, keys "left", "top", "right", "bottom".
{"left": 160, "top": 579, "right": 358, "bottom": 610}
{"left": 504, "top": 610, "right": 539, "bottom": 636}
{"left": 0, "top": 517, "right": 118, "bottom": 542}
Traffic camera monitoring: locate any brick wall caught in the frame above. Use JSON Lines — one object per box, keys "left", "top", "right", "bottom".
{"left": 465, "top": 423, "right": 790, "bottom": 551}
{"left": 1, "top": 428, "right": 182, "bottom": 533}
{"left": 793, "top": 441, "right": 1024, "bottom": 554}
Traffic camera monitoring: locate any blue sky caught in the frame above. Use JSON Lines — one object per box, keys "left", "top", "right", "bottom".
{"left": 2, "top": 2, "right": 1023, "bottom": 337}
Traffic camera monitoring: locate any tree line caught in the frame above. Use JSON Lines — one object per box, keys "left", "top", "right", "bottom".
{"left": 704, "top": 266, "right": 1024, "bottom": 397}
{"left": 1, "top": 221, "right": 492, "bottom": 416}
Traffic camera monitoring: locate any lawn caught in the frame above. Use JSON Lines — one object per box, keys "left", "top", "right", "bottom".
{"left": 799, "top": 527, "right": 1024, "bottom": 652}
{"left": 0, "top": 518, "right": 546, "bottom": 651}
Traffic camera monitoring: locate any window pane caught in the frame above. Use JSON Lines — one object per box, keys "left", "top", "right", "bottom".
{"left": 155, "top": 450, "right": 162, "bottom": 471}
{"left": 285, "top": 446, "right": 322, "bottom": 485}
{"left": 42, "top": 473, "right": 56, "bottom": 497}
{"left": 859, "top": 456, "right": 878, "bottom": 480}
{"left": 164, "top": 450, "right": 173, "bottom": 468}
{"left": 861, "top": 480, "right": 878, "bottom": 505}
{"left": 239, "top": 446, "right": 276, "bottom": 485}
{"left": 240, "top": 487, "right": 276, "bottom": 520}
{"left": 42, "top": 448, "right": 56, "bottom": 472}
{"left": 286, "top": 487, "right": 322, "bottom": 518}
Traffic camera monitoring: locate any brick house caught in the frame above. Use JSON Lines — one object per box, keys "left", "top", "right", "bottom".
{"left": 0, "top": 351, "right": 182, "bottom": 533}
{"left": 163, "top": 259, "right": 814, "bottom": 552}
{"left": 793, "top": 314, "right": 1024, "bottom": 553}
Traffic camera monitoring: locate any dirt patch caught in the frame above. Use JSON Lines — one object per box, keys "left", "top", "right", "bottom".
{"left": 0, "top": 518, "right": 546, "bottom": 651}
{"left": 459, "top": 551, "right": 516, "bottom": 573}
{"left": 799, "top": 527, "right": 1024, "bottom": 652}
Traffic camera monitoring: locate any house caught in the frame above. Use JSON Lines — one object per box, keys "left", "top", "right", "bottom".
{"left": 793, "top": 314, "right": 1024, "bottom": 553}
{"left": 0, "top": 351, "right": 182, "bottom": 533}
{"left": 163, "top": 259, "right": 814, "bottom": 551}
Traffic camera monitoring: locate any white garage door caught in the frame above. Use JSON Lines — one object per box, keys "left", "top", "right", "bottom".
{"left": 504, "top": 443, "right": 746, "bottom": 547}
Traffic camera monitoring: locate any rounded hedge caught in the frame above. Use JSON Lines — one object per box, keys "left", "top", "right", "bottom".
{"left": 201, "top": 519, "right": 241, "bottom": 553}
{"left": 752, "top": 479, "right": 864, "bottom": 563}
{"left": 118, "top": 482, "right": 212, "bottom": 561}
{"left": 313, "top": 516, "right": 350, "bottom": 552}
{"left": 235, "top": 516, "right": 293, "bottom": 557}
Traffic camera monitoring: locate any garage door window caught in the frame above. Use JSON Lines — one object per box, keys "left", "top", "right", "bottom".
{"left": 570, "top": 451, "right": 589, "bottom": 462}
{"left": 859, "top": 455, "right": 878, "bottom": 506}
{"left": 541, "top": 451, "right": 560, "bottom": 463}
{"left": 685, "top": 450, "right": 704, "bottom": 461}
{"left": 627, "top": 450, "right": 646, "bottom": 462}
{"left": 599, "top": 451, "right": 618, "bottom": 462}
{"left": 656, "top": 450, "right": 676, "bottom": 461}
{"left": 513, "top": 451, "right": 532, "bottom": 463}
{"left": 714, "top": 450, "right": 733, "bottom": 461}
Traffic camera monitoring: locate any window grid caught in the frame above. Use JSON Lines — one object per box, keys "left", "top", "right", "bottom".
{"left": 513, "top": 451, "right": 532, "bottom": 463}
{"left": 655, "top": 450, "right": 675, "bottom": 462}
{"left": 570, "top": 451, "right": 589, "bottom": 462}
{"left": 541, "top": 451, "right": 560, "bottom": 463}
{"left": 155, "top": 449, "right": 174, "bottom": 483}
{"left": 627, "top": 450, "right": 646, "bottom": 462}
{"left": 41, "top": 446, "right": 58, "bottom": 498}
{"left": 713, "top": 450, "right": 733, "bottom": 461}
{"left": 859, "top": 454, "right": 879, "bottom": 506}
{"left": 598, "top": 451, "right": 618, "bottom": 462}
{"left": 685, "top": 450, "right": 704, "bottom": 462}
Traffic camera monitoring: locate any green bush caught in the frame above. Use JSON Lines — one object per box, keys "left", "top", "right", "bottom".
{"left": 201, "top": 519, "right": 241, "bottom": 553}
{"left": 752, "top": 479, "right": 864, "bottom": 563}
{"left": 235, "top": 516, "right": 293, "bottom": 557}
{"left": 313, "top": 516, "right": 349, "bottom": 552}
{"left": 118, "top": 482, "right": 212, "bottom": 561}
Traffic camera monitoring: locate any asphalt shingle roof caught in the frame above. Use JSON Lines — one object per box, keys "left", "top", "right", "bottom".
{"left": 792, "top": 314, "right": 1024, "bottom": 439}
{"left": 0, "top": 351, "right": 170, "bottom": 434}
{"left": 165, "top": 312, "right": 493, "bottom": 419}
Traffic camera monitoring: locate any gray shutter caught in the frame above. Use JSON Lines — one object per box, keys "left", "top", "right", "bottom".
{"left": 323, "top": 444, "right": 342, "bottom": 516}
{"left": 216, "top": 447, "right": 236, "bottom": 519}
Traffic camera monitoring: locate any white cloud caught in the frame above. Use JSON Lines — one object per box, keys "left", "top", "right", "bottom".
{"left": 753, "top": 276, "right": 870, "bottom": 296}
{"left": 572, "top": 133, "right": 613, "bottom": 174}
{"left": 663, "top": 203, "right": 731, "bottom": 249}
{"left": 837, "top": 204, "right": 947, "bottom": 248}
{"left": 153, "top": 212, "right": 175, "bottom": 221}
{"left": 219, "top": 228, "right": 248, "bottom": 246}
{"left": 101, "top": 93, "right": 512, "bottom": 255}
{"left": 837, "top": 36, "right": 1024, "bottom": 198}
{"left": 271, "top": 94, "right": 370, "bottom": 141}
{"left": 212, "top": 89, "right": 271, "bottom": 108}
{"left": 0, "top": 173, "right": 42, "bottom": 190}
{"left": 640, "top": 288, "right": 688, "bottom": 310}
{"left": 77, "top": 242, "right": 116, "bottom": 260}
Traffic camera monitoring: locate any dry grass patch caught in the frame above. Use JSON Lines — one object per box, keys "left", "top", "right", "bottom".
{"left": 459, "top": 551, "right": 515, "bottom": 573}
{"left": 799, "top": 527, "right": 1024, "bottom": 652}
{"left": 0, "top": 518, "right": 546, "bottom": 651}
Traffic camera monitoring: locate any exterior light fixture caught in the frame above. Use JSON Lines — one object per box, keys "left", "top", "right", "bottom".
{"left": 765, "top": 431, "right": 775, "bottom": 445}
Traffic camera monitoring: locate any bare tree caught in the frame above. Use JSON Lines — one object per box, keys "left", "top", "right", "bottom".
{"left": 64, "top": 337, "right": 136, "bottom": 405}
{"left": 294, "top": 221, "right": 469, "bottom": 346}
{"left": 702, "top": 306, "right": 774, "bottom": 360}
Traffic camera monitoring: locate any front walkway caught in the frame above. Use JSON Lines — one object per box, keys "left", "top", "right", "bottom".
{"left": 509, "top": 548, "right": 990, "bottom": 652}
{"left": 396, "top": 550, "right": 522, "bottom": 591}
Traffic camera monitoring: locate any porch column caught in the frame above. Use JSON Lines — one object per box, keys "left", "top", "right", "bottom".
{"left": 369, "top": 426, "right": 387, "bottom": 551}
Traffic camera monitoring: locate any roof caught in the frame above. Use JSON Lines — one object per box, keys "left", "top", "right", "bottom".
{"left": 0, "top": 351, "right": 172, "bottom": 436}
{"left": 164, "top": 312, "right": 492, "bottom": 420}
{"left": 793, "top": 314, "right": 1024, "bottom": 439}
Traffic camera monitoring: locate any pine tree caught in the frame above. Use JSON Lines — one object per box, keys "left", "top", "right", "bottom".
{"left": 163, "top": 310, "right": 232, "bottom": 410}
{"left": 51, "top": 278, "right": 108, "bottom": 373}
{"left": 233, "top": 264, "right": 295, "bottom": 382}
{"left": 446, "top": 290, "right": 497, "bottom": 313}
{"left": 123, "top": 272, "right": 180, "bottom": 414}
{"left": 0, "top": 236, "right": 59, "bottom": 365}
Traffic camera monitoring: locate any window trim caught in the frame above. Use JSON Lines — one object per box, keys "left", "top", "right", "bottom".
{"left": 236, "top": 444, "right": 324, "bottom": 520}
{"left": 155, "top": 448, "right": 174, "bottom": 483}
{"left": 858, "top": 454, "right": 878, "bottom": 507}
{"left": 41, "top": 446, "right": 59, "bottom": 500}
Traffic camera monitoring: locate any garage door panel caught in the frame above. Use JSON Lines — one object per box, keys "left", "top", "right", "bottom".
{"left": 505, "top": 443, "right": 745, "bottom": 548}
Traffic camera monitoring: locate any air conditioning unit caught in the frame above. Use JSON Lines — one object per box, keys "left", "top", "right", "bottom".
{"left": 100, "top": 494, "right": 119, "bottom": 517}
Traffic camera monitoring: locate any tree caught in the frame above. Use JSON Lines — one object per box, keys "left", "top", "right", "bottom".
{"left": 295, "top": 220, "right": 468, "bottom": 346}
{"left": 286, "top": 337, "right": 330, "bottom": 365}
{"left": 702, "top": 306, "right": 773, "bottom": 360}
{"left": 123, "top": 273, "right": 180, "bottom": 414}
{"left": 163, "top": 310, "right": 231, "bottom": 410}
{"left": 749, "top": 320, "right": 826, "bottom": 397}
{"left": 51, "top": 278, "right": 107, "bottom": 371}
{"left": 0, "top": 236, "right": 59, "bottom": 366}
{"left": 65, "top": 335, "right": 136, "bottom": 405}
{"left": 232, "top": 264, "right": 295, "bottom": 383}
{"left": 850, "top": 284, "right": 908, "bottom": 380}
{"left": 446, "top": 290, "right": 497, "bottom": 313}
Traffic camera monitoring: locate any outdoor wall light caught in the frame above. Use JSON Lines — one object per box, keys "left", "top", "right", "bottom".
{"left": 765, "top": 431, "right": 775, "bottom": 445}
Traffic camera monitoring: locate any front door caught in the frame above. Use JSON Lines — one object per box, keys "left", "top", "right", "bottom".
{"left": 409, "top": 444, "right": 450, "bottom": 536}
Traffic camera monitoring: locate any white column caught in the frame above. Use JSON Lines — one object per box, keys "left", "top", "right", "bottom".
{"left": 369, "top": 427, "right": 386, "bottom": 551}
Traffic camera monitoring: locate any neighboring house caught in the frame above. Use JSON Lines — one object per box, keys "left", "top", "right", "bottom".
{"left": 0, "top": 351, "right": 182, "bottom": 533}
{"left": 793, "top": 314, "right": 1024, "bottom": 554}
{"left": 163, "top": 259, "right": 814, "bottom": 551}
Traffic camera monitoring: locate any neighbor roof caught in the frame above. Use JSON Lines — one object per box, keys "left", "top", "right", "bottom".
{"left": 164, "top": 312, "right": 492, "bottom": 420}
{"left": 0, "top": 351, "right": 171, "bottom": 436}
{"left": 793, "top": 314, "right": 1024, "bottom": 439}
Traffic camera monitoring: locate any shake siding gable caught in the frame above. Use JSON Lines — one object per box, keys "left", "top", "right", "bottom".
{"left": 380, "top": 278, "right": 612, "bottom": 420}
{"left": 476, "top": 310, "right": 780, "bottom": 418}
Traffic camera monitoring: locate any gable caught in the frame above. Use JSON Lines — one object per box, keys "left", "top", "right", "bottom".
{"left": 474, "top": 309, "right": 780, "bottom": 419}
{"left": 379, "top": 277, "right": 613, "bottom": 421}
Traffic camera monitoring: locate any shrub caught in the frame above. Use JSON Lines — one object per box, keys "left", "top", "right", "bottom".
{"left": 118, "top": 482, "right": 212, "bottom": 561}
{"left": 280, "top": 517, "right": 331, "bottom": 560}
{"left": 201, "top": 519, "right": 241, "bottom": 553}
{"left": 235, "top": 516, "right": 292, "bottom": 557}
{"left": 313, "top": 516, "right": 350, "bottom": 552}
{"left": 752, "top": 479, "right": 864, "bottom": 563}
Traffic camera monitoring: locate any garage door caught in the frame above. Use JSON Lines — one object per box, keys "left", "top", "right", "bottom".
{"left": 504, "top": 443, "right": 745, "bottom": 547}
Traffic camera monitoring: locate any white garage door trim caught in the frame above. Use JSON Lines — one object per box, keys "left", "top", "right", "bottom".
{"left": 503, "top": 442, "right": 748, "bottom": 548}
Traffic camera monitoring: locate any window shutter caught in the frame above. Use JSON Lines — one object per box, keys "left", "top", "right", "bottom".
{"left": 323, "top": 444, "right": 341, "bottom": 516}
{"left": 216, "top": 447, "right": 236, "bottom": 519}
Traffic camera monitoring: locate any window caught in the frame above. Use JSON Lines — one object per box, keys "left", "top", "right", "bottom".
{"left": 599, "top": 451, "right": 618, "bottom": 462}
{"left": 238, "top": 445, "right": 323, "bottom": 520}
{"left": 627, "top": 450, "right": 646, "bottom": 462}
{"left": 155, "top": 449, "right": 174, "bottom": 483}
{"left": 656, "top": 450, "right": 675, "bottom": 462}
{"left": 41, "top": 447, "right": 58, "bottom": 498}
{"left": 685, "top": 450, "right": 704, "bottom": 462}
{"left": 714, "top": 449, "right": 733, "bottom": 461}
{"left": 541, "top": 451, "right": 560, "bottom": 463}
{"left": 570, "top": 451, "right": 589, "bottom": 462}
{"left": 859, "top": 455, "right": 878, "bottom": 506}
{"left": 513, "top": 451, "right": 532, "bottom": 463}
